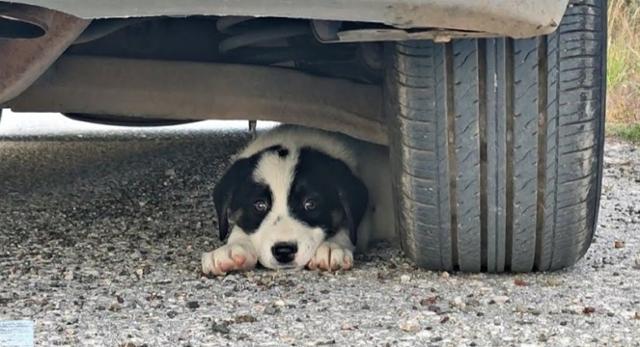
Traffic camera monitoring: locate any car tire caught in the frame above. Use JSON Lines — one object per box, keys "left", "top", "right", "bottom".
{"left": 384, "top": 0, "right": 607, "bottom": 272}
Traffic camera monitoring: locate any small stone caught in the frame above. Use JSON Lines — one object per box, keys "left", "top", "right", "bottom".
{"left": 513, "top": 278, "right": 528, "bottom": 286}
{"left": 234, "top": 314, "right": 257, "bottom": 324}
{"left": 135, "top": 268, "right": 144, "bottom": 279}
{"left": 361, "top": 303, "right": 371, "bottom": 310}
{"left": 264, "top": 305, "right": 280, "bottom": 315}
{"left": 341, "top": 323, "right": 356, "bottom": 331}
{"left": 634, "top": 312, "right": 640, "bottom": 320}
{"left": 120, "top": 343, "right": 136, "bottom": 347}
{"left": 64, "top": 271, "right": 74, "bottom": 281}
{"left": 632, "top": 255, "right": 640, "bottom": 270}
{"left": 145, "top": 293, "right": 162, "bottom": 301}
{"left": 440, "top": 272, "right": 450, "bottom": 279}
{"left": 274, "top": 300, "right": 285, "bottom": 307}
{"left": 400, "top": 274, "right": 411, "bottom": 283}
{"left": 466, "top": 299, "right": 481, "bottom": 307}
{"left": 427, "top": 305, "right": 441, "bottom": 313}
{"left": 108, "top": 303, "right": 121, "bottom": 312}
{"left": 614, "top": 240, "right": 625, "bottom": 249}
{"left": 165, "top": 168, "right": 176, "bottom": 177}
{"left": 314, "top": 339, "right": 336, "bottom": 346}
{"left": 167, "top": 311, "right": 178, "bottom": 318}
{"left": 440, "top": 316, "right": 450, "bottom": 324}
{"left": 450, "top": 297, "right": 465, "bottom": 309}
{"left": 563, "top": 305, "right": 583, "bottom": 314}
{"left": 543, "top": 278, "right": 562, "bottom": 287}
{"left": 186, "top": 301, "right": 200, "bottom": 309}
{"left": 420, "top": 296, "right": 438, "bottom": 306}
{"left": 607, "top": 312, "right": 615, "bottom": 317}
{"left": 490, "top": 295, "right": 510, "bottom": 305}
{"left": 529, "top": 309, "right": 542, "bottom": 316}
{"left": 583, "top": 306, "right": 596, "bottom": 315}
{"left": 211, "top": 322, "right": 230, "bottom": 334}
{"left": 399, "top": 320, "right": 421, "bottom": 332}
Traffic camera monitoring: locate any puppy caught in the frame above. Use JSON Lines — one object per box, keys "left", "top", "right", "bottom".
{"left": 201, "top": 125, "right": 394, "bottom": 275}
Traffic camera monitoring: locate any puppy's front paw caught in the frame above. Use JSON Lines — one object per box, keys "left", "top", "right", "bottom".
{"left": 307, "top": 242, "right": 353, "bottom": 271}
{"left": 201, "top": 243, "right": 257, "bottom": 276}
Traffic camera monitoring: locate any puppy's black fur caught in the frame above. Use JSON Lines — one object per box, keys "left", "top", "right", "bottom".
{"left": 289, "top": 147, "right": 368, "bottom": 245}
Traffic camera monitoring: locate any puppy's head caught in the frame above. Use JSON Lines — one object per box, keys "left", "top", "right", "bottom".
{"left": 213, "top": 145, "right": 367, "bottom": 269}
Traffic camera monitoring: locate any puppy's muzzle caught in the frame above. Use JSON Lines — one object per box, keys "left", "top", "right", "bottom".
{"left": 271, "top": 242, "right": 298, "bottom": 264}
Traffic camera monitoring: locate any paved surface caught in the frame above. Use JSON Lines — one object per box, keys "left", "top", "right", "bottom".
{"left": 0, "top": 125, "right": 639, "bottom": 346}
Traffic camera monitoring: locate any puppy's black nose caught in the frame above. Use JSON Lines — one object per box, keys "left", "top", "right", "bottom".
{"left": 271, "top": 242, "right": 298, "bottom": 263}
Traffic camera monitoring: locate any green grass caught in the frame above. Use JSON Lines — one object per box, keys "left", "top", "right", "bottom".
{"left": 608, "top": 40, "right": 639, "bottom": 89}
{"left": 606, "top": 122, "right": 640, "bottom": 143}
{"left": 607, "top": 0, "right": 640, "bottom": 126}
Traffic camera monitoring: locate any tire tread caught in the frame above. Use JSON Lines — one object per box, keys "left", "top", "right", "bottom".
{"left": 385, "top": 0, "right": 606, "bottom": 272}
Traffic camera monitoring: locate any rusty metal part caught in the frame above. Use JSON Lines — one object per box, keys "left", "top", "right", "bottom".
{"left": 0, "top": 3, "right": 89, "bottom": 104}
{"left": 7, "top": 55, "right": 387, "bottom": 144}
{"left": 337, "top": 28, "right": 494, "bottom": 43}
{"left": 312, "top": 20, "right": 495, "bottom": 43}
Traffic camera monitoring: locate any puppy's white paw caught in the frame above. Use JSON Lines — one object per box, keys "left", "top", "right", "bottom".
{"left": 201, "top": 243, "right": 257, "bottom": 276}
{"left": 307, "top": 242, "right": 354, "bottom": 271}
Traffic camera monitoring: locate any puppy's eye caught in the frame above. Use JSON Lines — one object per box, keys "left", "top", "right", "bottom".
{"left": 303, "top": 198, "right": 317, "bottom": 211}
{"left": 254, "top": 200, "right": 269, "bottom": 212}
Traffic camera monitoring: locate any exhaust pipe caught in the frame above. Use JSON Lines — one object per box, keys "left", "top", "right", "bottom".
{"left": 0, "top": 2, "right": 89, "bottom": 104}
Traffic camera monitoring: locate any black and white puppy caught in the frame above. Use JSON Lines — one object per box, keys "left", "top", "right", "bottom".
{"left": 201, "top": 125, "right": 394, "bottom": 275}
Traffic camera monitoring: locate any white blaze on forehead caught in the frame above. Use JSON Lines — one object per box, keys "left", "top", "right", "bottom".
{"left": 253, "top": 150, "right": 299, "bottom": 213}
{"left": 247, "top": 148, "right": 327, "bottom": 269}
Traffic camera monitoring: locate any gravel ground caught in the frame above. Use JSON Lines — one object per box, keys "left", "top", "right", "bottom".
{"left": 0, "top": 129, "right": 639, "bottom": 347}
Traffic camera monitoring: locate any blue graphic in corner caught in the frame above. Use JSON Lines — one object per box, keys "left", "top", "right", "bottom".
{"left": 0, "top": 321, "right": 34, "bottom": 347}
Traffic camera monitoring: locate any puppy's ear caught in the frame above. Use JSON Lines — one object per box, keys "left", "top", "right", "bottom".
{"left": 336, "top": 171, "right": 368, "bottom": 247}
{"left": 213, "top": 158, "right": 253, "bottom": 241}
